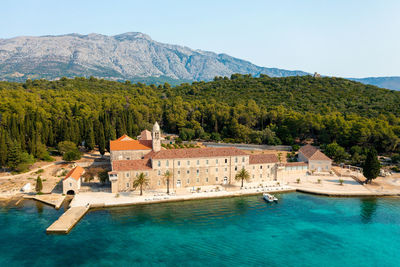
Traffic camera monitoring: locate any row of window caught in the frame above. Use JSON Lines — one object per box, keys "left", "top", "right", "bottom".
{"left": 156, "top": 157, "right": 247, "bottom": 168}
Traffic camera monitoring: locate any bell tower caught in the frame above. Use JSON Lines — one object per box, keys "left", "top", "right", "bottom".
{"left": 152, "top": 121, "right": 161, "bottom": 152}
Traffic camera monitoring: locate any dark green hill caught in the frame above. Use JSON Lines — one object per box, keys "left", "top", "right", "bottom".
{"left": 0, "top": 75, "right": 399, "bottom": 171}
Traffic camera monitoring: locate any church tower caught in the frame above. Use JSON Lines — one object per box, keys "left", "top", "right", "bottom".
{"left": 152, "top": 122, "right": 161, "bottom": 152}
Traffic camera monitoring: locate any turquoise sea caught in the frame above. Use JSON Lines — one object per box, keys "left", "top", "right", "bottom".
{"left": 0, "top": 193, "right": 399, "bottom": 266}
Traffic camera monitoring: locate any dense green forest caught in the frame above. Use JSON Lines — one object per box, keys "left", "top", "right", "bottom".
{"left": 0, "top": 74, "right": 399, "bottom": 171}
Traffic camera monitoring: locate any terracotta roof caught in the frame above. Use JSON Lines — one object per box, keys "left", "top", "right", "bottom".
{"left": 284, "top": 162, "right": 308, "bottom": 166}
{"left": 139, "top": 130, "right": 152, "bottom": 141}
{"left": 110, "top": 135, "right": 152, "bottom": 151}
{"left": 64, "top": 166, "right": 84, "bottom": 181}
{"left": 149, "top": 147, "right": 248, "bottom": 160}
{"left": 309, "top": 150, "right": 331, "bottom": 161}
{"left": 249, "top": 154, "right": 278, "bottom": 164}
{"left": 299, "top": 144, "right": 318, "bottom": 159}
{"left": 112, "top": 159, "right": 152, "bottom": 171}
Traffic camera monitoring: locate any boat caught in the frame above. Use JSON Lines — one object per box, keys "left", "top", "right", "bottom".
{"left": 263, "top": 193, "right": 278, "bottom": 202}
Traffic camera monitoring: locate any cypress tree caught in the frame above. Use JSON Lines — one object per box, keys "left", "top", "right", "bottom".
{"left": 35, "top": 176, "right": 43, "bottom": 193}
{"left": 85, "top": 121, "right": 95, "bottom": 151}
{"left": 0, "top": 130, "right": 8, "bottom": 167}
{"left": 98, "top": 123, "right": 106, "bottom": 156}
{"left": 363, "top": 149, "right": 381, "bottom": 184}
{"left": 7, "top": 141, "right": 21, "bottom": 170}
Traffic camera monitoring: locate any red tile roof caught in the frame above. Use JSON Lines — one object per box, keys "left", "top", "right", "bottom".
{"left": 309, "top": 150, "right": 331, "bottom": 161}
{"left": 149, "top": 147, "right": 247, "bottom": 160}
{"left": 64, "top": 166, "right": 84, "bottom": 181}
{"left": 284, "top": 162, "right": 308, "bottom": 167}
{"left": 112, "top": 159, "right": 152, "bottom": 171}
{"left": 299, "top": 144, "right": 331, "bottom": 161}
{"left": 249, "top": 154, "right": 278, "bottom": 164}
{"left": 110, "top": 135, "right": 152, "bottom": 151}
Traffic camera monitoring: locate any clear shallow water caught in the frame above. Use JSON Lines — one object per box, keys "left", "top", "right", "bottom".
{"left": 1, "top": 193, "right": 400, "bottom": 267}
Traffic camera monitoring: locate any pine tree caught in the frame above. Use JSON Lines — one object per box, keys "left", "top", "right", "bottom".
{"left": 363, "top": 149, "right": 381, "bottom": 184}
{"left": 0, "top": 130, "right": 8, "bottom": 167}
{"left": 35, "top": 176, "right": 43, "bottom": 193}
{"left": 98, "top": 123, "right": 106, "bottom": 156}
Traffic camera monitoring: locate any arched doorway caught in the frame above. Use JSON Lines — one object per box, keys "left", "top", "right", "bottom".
{"left": 67, "top": 190, "right": 75, "bottom": 195}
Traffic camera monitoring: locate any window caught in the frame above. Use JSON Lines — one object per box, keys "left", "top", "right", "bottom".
{"left": 126, "top": 157, "right": 130, "bottom": 160}
{"left": 126, "top": 183, "right": 129, "bottom": 188}
{"left": 197, "top": 160, "right": 200, "bottom": 165}
{"left": 225, "top": 158, "right": 227, "bottom": 163}
{"left": 196, "top": 169, "right": 199, "bottom": 175}
{"left": 260, "top": 174, "right": 262, "bottom": 178}
{"left": 235, "top": 166, "right": 237, "bottom": 171}
{"left": 177, "top": 161, "right": 180, "bottom": 166}
{"left": 206, "top": 169, "right": 208, "bottom": 173}
{"left": 242, "top": 157, "right": 245, "bottom": 162}
{"left": 166, "top": 160, "right": 169, "bottom": 167}
{"left": 206, "top": 177, "right": 209, "bottom": 182}
{"left": 69, "top": 182, "right": 72, "bottom": 187}
{"left": 125, "top": 173, "right": 130, "bottom": 178}
{"left": 235, "top": 157, "right": 238, "bottom": 163}
{"left": 252, "top": 175, "right": 255, "bottom": 179}
{"left": 187, "top": 178, "right": 190, "bottom": 184}
{"left": 225, "top": 168, "right": 227, "bottom": 172}
{"left": 158, "top": 180, "right": 161, "bottom": 186}
{"left": 216, "top": 159, "right": 219, "bottom": 164}
{"left": 187, "top": 161, "right": 190, "bottom": 166}
{"left": 216, "top": 177, "right": 218, "bottom": 181}
{"left": 158, "top": 170, "right": 161, "bottom": 175}
{"left": 253, "top": 166, "right": 255, "bottom": 170}
{"left": 178, "top": 170, "right": 180, "bottom": 175}
{"left": 260, "top": 165, "right": 263, "bottom": 169}
{"left": 158, "top": 161, "right": 161, "bottom": 167}
{"left": 216, "top": 168, "right": 218, "bottom": 172}
{"left": 196, "top": 177, "right": 199, "bottom": 183}
{"left": 206, "top": 159, "right": 209, "bottom": 165}
{"left": 187, "top": 170, "right": 190, "bottom": 174}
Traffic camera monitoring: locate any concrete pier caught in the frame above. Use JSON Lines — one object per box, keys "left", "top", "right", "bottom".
{"left": 46, "top": 206, "right": 89, "bottom": 234}
{"left": 24, "top": 194, "right": 66, "bottom": 209}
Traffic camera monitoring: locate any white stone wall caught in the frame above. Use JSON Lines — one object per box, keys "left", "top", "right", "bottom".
{"left": 110, "top": 149, "right": 151, "bottom": 161}
{"left": 63, "top": 177, "right": 81, "bottom": 194}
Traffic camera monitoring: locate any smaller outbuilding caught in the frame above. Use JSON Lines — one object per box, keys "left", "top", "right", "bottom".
{"left": 298, "top": 144, "right": 332, "bottom": 172}
{"left": 63, "top": 166, "right": 84, "bottom": 195}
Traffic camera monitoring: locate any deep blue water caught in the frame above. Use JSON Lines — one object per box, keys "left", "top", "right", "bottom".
{"left": 1, "top": 193, "right": 400, "bottom": 266}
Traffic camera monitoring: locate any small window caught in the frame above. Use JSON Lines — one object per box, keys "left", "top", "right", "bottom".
{"left": 252, "top": 175, "right": 254, "bottom": 179}
{"left": 126, "top": 157, "right": 130, "bottom": 160}
{"left": 206, "top": 169, "right": 208, "bottom": 173}
{"left": 187, "top": 178, "right": 190, "bottom": 184}
{"left": 187, "top": 170, "right": 190, "bottom": 174}
{"left": 197, "top": 160, "right": 200, "bottom": 165}
{"left": 126, "top": 183, "right": 129, "bottom": 188}
{"left": 166, "top": 160, "right": 169, "bottom": 167}
{"left": 225, "top": 159, "right": 227, "bottom": 163}
{"left": 216, "top": 159, "right": 219, "bottom": 164}
{"left": 268, "top": 165, "right": 270, "bottom": 169}
{"left": 206, "top": 160, "right": 209, "bottom": 164}
{"left": 126, "top": 173, "right": 130, "bottom": 178}
{"left": 260, "top": 165, "right": 263, "bottom": 169}
{"left": 178, "top": 170, "right": 181, "bottom": 175}
{"left": 216, "top": 177, "right": 218, "bottom": 181}
{"left": 260, "top": 174, "right": 262, "bottom": 178}
{"left": 196, "top": 177, "right": 199, "bottom": 183}
{"left": 216, "top": 168, "right": 218, "bottom": 172}
{"left": 242, "top": 157, "right": 245, "bottom": 162}
{"left": 158, "top": 170, "right": 161, "bottom": 175}
{"left": 178, "top": 161, "right": 180, "bottom": 166}
{"left": 196, "top": 169, "right": 199, "bottom": 175}
{"left": 158, "top": 180, "right": 161, "bottom": 186}
{"left": 235, "top": 157, "right": 238, "bottom": 163}
{"left": 253, "top": 166, "right": 255, "bottom": 170}
{"left": 206, "top": 177, "right": 209, "bottom": 182}
{"left": 235, "top": 166, "right": 237, "bottom": 171}
{"left": 187, "top": 161, "right": 190, "bottom": 166}
{"left": 69, "top": 182, "right": 72, "bottom": 187}
{"left": 225, "top": 168, "right": 227, "bottom": 172}
{"left": 158, "top": 161, "right": 161, "bottom": 167}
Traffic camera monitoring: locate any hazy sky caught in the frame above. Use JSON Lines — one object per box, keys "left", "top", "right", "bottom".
{"left": 1, "top": 0, "right": 399, "bottom": 77}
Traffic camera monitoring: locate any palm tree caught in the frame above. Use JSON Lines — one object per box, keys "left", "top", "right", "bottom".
{"left": 235, "top": 168, "right": 250, "bottom": 188}
{"left": 163, "top": 170, "right": 172, "bottom": 194}
{"left": 133, "top": 173, "right": 149, "bottom": 196}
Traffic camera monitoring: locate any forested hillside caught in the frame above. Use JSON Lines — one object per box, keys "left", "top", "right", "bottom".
{"left": 0, "top": 75, "right": 399, "bottom": 171}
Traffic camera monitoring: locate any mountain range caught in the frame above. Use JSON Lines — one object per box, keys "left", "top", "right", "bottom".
{"left": 0, "top": 32, "right": 399, "bottom": 90}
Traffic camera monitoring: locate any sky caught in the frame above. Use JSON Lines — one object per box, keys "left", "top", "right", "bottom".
{"left": 1, "top": 0, "right": 399, "bottom": 78}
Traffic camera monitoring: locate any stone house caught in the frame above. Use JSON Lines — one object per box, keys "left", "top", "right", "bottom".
{"left": 298, "top": 144, "right": 332, "bottom": 172}
{"left": 63, "top": 166, "right": 84, "bottom": 195}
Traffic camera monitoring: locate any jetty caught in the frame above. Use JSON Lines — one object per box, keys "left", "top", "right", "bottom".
{"left": 24, "top": 194, "right": 66, "bottom": 209}
{"left": 46, "top": 206, "right": 90, "bottom": 234}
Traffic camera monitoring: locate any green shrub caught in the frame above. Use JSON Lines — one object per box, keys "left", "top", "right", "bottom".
{"left": 63, "top": 150, "right": 81, "bottom": 161}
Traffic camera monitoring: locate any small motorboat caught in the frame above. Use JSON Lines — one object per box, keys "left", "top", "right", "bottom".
{"left": 263, "top": 193, "right": 278, "bottom": 202}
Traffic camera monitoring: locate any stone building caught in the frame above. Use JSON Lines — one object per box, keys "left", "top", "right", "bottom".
{"left": 63, "top": 166, "right": 84, "bottom": 195}
{"left": 298, "top": 144, "right": 332, "bottom": 172}
{"left": 108, "top": 122, "right": 279, "bottom": 193}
